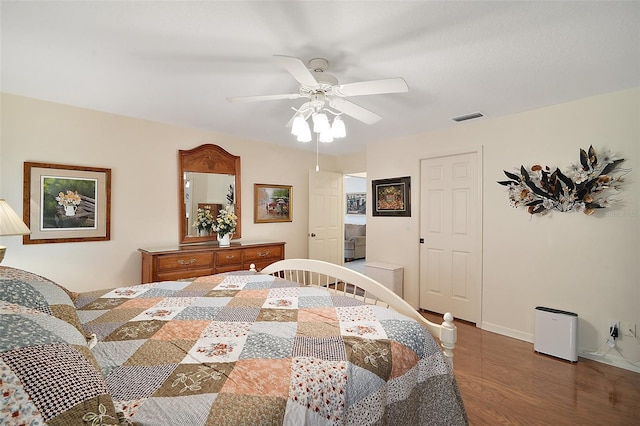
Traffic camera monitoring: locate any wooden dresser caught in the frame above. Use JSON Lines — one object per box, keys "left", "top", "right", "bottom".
{"left": 138, "top": 241, "right": 285, "bottom": 283}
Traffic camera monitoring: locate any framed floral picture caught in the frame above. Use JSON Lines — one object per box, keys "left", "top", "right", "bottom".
{"left": 372, "top": 176, "right": 411, "bottom": 217}
{"left": 254, "top": 184, "right": 292, "bottom": 223}
{"left": 23, "top": 162, "right": 111, "bottom": 244}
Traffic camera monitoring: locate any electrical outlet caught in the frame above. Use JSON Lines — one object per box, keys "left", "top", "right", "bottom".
{"left": 621, "top": 321, "right": 636, "bottom": 337}
{"left": 609, "top": 320, "right": 620, "bottom": 339}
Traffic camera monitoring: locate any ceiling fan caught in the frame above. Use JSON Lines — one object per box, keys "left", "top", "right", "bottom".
{"left": 226, "top": 55, "right": 409, "bottom": 142}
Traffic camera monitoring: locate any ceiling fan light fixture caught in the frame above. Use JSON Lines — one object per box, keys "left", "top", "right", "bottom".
{"left": 297, "top": 124, "right": 312, "bottom": 142}
{"left": 312, "top": 112, "right": 330, "bottom": 133}
{"left": 331, "top": 115, "right": 346, "bottom": 138}
{"left": 291, "top": 112, "right": 308, "bottom": 136}
{"left": 228, "top": 55, "right": 408, "bottom": 145}
{"left": 319, "top": 129, "right": 334, "bottom": 143}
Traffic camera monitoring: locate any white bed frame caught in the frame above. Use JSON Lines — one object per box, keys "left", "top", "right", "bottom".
{"left": 254, "top": 259, "right": 457, "bottom": 365}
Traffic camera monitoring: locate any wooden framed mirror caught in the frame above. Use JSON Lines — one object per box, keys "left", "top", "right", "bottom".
{"left": 179, "top": 144, "right": 241, "bottom": 244}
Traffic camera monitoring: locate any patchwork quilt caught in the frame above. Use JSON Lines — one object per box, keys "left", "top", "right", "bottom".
{"left": 76, "top": 271, "right": 467, "bottom": 425}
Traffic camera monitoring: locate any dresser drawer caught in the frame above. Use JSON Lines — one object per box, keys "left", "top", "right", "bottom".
{"left": 214, "top": 263, "right": 246, "bottom": 274}
{"left": 157, "top": 252, "right": 213, "bottom": 272}
{"left": 215, "top": 250, "right": 243, "bottom": 266}
{"left": 244, "top": 245, "right": 283, "bottom": 262}
{"left": 156, "top": 267, "right": 214, "bottom": 282}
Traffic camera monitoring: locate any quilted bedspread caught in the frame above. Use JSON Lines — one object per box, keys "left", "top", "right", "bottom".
{"left": 76, "top": 271, "right": 467, "bottom": 425}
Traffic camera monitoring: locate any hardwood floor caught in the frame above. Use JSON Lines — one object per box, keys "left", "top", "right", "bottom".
{"left": 421, "top": 312, "right": 640, "bottom": 425}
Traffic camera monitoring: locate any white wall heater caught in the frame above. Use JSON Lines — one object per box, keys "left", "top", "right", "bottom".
{"left": 534, "top": 306, "right": 578, "bottom": 362}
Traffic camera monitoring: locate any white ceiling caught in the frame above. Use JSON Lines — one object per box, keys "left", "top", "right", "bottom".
{"left": 1, "top": 1, "right": 638, "bottom": 156}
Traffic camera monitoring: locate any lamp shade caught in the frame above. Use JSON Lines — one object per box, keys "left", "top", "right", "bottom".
{"left": 291, "top": 113, "right": 308, "bottom": 136}
{"left": 319, "top": 129, "right": 334, "bottom": 143}
{"left": 0, "top": 199, "right": 31, "bottom": 236}
{"left": 297, "top": 125, "right": 312, "bottom": 142}
{"left": 331, "top": 116, "right": 346, "bottom": 138}
{"left": 312, "top": 113, "right": 330, "bottom": 133}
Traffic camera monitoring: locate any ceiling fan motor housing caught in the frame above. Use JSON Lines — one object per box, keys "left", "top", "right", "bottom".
{"left": 309, "top": 58, "right": 329, "bottom": 72}
{"left": 308, "top": 58, "right": 338, "bottom": 87}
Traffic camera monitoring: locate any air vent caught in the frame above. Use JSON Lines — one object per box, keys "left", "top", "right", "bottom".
{"left": 452, "top": 112, "right": 484, "bottom": 122}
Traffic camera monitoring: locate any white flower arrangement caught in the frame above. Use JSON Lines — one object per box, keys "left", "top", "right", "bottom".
{"left": 192, "top": 208, "right": 215, "bottom": 232}
{"left": 56, "top": 190, "right": 82, "bottom": 207}
{"left": 212, "top": 207, "right": 237, "bottom": 236}
{"left": 498, "top": 146, "right": 628, "bottom": 215}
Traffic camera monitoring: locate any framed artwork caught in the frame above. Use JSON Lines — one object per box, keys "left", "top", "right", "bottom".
{"left": 254, "top": 184, "right": 292, "bottom": 223}
{"left": 23, "top": 162, "right": 111, "bottom": 244}
{"left": 346, "top": 192, "right": 366, "bottom": 215}
{"left": 372, "top": 176, "right": 411, "bottom": 217}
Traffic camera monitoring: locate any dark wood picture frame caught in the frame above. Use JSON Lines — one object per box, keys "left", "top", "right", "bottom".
{"left": 23, "top": 162, "right": 111, "bottom": 244}
{"left": 254, "top": 184, "right": 292, "bottom": 223}
{"left": 372, "top": 176, "right": 411, "bottom": 217}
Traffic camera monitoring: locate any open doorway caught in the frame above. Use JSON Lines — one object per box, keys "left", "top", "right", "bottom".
{"left": 344, "top": 173, "right": 366, "bottom": 273}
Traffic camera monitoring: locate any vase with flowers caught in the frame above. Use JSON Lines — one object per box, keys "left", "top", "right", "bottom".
{"left": 56, "top": 190, "right": 82, "bottom": 216}
{"left": 212, "top": 207, "right": 237, "bottom": 246}
{"left": 192, "top": 208, "right": 215, "bottom": 236}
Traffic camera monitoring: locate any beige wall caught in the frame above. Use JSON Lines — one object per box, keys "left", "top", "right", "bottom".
{"left": 367, "top": 88, "right": 640, "bottom": 372}
{"left": 0, "top": 93, "right": 338, "bottom": 291}
{"left": 2, "top": 89, "right": 638, "bottom": 373}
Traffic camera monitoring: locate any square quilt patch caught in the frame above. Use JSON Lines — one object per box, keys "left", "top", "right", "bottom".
{"left": 184, "top": 336, "right": 247, "bottom": 363}
{"left": 124, "top": 339, "right": 195, "bottom": 366}
{"left": 256, "top": 308, "right": 298, "bottom": 322}
{"left": 103, "top": 320, "right": 165, "bottom": 341}
{"left": 153, "top": 363, "right": 233, "bottom": 397}
{"left": 221, "top": 358, "right": 292, "bottom": 398}
{"left": 129, "top": 306, "right": 185, "bottom": 322}
{"left": 151, "top": 320, "right": 210, "bottom": 340}
{"left": 208, "top": 393, "right": 286, "bottom": 426}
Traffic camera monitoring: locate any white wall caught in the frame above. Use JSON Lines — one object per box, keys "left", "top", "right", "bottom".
{"left": 0, "top": 93, "right": 338, "bottom": 291}
{"left": 367, "top": 88, "right": 640, "bottom": 372}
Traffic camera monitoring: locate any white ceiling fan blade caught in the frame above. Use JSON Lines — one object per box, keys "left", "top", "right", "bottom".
{"left": 333, "top": 78, "right": 408, "bottom": 97}
{"left": 329, "top": 98, "right": 382, "bottom": 125}
{"left": 273, "top": 55, "right": 319, "bottom": 88}
{"left": 227, "top": 93, "right": 302, "bottom": 103}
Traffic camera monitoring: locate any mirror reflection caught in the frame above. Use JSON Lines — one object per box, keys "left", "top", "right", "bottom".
{"left": 178, "top": 144, "right": 241, "bottom": 244}
{"left": 184, "top": 172, "right": 235, "bottom": 237}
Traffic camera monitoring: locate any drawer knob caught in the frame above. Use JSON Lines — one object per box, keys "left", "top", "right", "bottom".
{"left": 226, "top": 255, "right": 236, "bottom": 260}
{"left": 258, "top": 251, "right": 270, "bottom": 257}
{"left": 177, "top": 258, "right": 196, "bottom": 265}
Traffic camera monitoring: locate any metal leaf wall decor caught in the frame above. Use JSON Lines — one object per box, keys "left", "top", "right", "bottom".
{"left": 498, "top": 146, "right": 629, "bottom": 215}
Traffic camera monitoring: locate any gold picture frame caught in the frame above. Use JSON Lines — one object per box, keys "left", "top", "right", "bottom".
{"left": 23, "top": 162, "right": 111, "bottom": 244}
{"left": 254, "top": 184, "right": 292, "bottom": 223}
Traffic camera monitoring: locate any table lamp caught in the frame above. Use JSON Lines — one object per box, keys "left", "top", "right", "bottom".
{"left": 0, "top": 199, "right": 31, "bottom": 263}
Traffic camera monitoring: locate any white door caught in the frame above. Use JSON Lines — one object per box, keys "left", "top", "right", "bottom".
{"left": 308, "top": 170, "right": 343, "bottom": 264}
{"left": 419, "top": 151, "right": 481, "bottom": 323}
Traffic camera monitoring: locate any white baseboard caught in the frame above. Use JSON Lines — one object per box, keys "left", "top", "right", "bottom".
{"left": 481, "top": 321, "right": 534, "bottom": 343}
{"left": 579, "top": 350, "right": 640, "bottom": 374}
{"left": 481, "top": 321, "right": 640, "bottom": 374}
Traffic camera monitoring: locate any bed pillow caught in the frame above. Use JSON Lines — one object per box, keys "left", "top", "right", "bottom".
{"left": 0, "top": 266, "right": 84, "bottom": 334}
{"left": 0, "top": 301, "right": 120, "bottom": 425}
